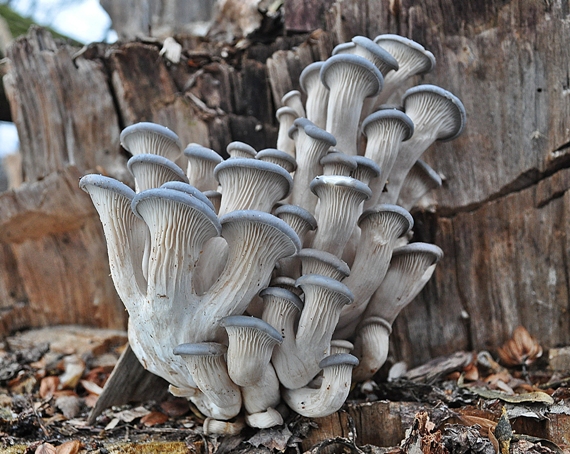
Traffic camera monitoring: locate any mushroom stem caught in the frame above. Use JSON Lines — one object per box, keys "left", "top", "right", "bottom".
{"left": 299, "top": 62, "right": 329, "bottom": 129}
{"left": 282, "top": 354, "right": 358, "bottom": 417}
{"left": 351, "top": 317, "right": 391, "bottom": 382}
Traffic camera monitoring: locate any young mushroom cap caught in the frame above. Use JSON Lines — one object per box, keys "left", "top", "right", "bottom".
{"left": 120, "top": 122, "right": 183, "bottom": 161}
{"left": 381, "top": 85, "right": 465, "bottom": 204}
{"left": 298, "top": 248, "right": 351, "bottom": 281}
{"left": 214, "top": 158, "right": 293, "bottom": 215}
{"left": 352, "top": 156, "right": 381, "bottom": 186}
{"left": 351, "top": 316, "right": 392, "bottom": 382}
{"left": 282, "top": 353, "right": 359, "bottom": 417}
{"left": 320, "top": 54, "right": 384, "bottom": 156}
{"left": 127, "top": 153, "right": 188, "bottom": 193}
{"left": 276, "top": 107, "right": 299, "bottom": 157}
{"left": 299, "top": 61, "right": 329, "bottom": 129}
{"left": 333, "top": 36, "right": 399, "bottom": 76}
{"left": 227, "top": 141, "right": 257, "bottom": 159}
{"left": 183, "top": 144, "right": 223, "bottom": 192}
{"left": 397, "top": 159, "right": 443, "bottom": 211}
{"left": 362, "top": 242, "right": 444, "bottom": 326}
{"left": 361, "top": 108, "right": 414, "bottom": 208}
{"left": 282, "top": 90, "right": 306, "bottom": 118}
{"left": 309, "top": 175, "right": 372, "bottom": 257}
{"left": 269, "top": 276, "right": 304, "bottom": 296}
{"left": 288, "top": 119, "right": 337, "bottom": 213}
{"left": 160, "top": 181, "right": 216, "bottom": 213}
{"left": 221, "top": 315, "right": 283, "bottom": 387}
{"left": 245, "top": 406, "right": 284, "bottom": 429}
{"left": 320, "top": 151, "right": 358, "bottom": 176}
{"left": 173, "top": 342, "right": 242, "bottom": 420}
{"left": 373, "top": 34, "right": 436, "bottom": 105}
{"left": 256, "top": 148, "right": 298, "bottom": 173}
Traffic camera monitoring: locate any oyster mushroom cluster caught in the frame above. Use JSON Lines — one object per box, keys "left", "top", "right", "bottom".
{"left": 79, "top": 34, "right": 465, "bottom": 434}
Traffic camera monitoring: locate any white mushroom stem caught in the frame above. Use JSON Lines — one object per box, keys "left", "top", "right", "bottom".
{"left": 215, "top": 158, "right": 293, "bottom": 216}
{"left": 221, "top": 315, "right": 283, "bottom": 387}
{"left": 282, "top": 90, "right": 306, "bottom": 117}
{"left": 195, "top": 211, "right": 301, "bottom": 341}
{"left": 283, "top": 354, "right": 358, "bottom": 417}
{"left": 245, "top": 406, "right": 283, "bottom": 430}
{"left": 351, "top": 156, "right": 381, "bottom": 186}
{"left": 127, "top": 154, "right": 188, "bottom": 193}
{"left": 203, "top": 417, "right": 246, "bottom": 436}
{"left": 276, "top": 107, "right": 298, "bottom": 157}
{"left": 381, "top": 85, "right": 466, "bottom": 204}
{"left": 241, "top": 364, "right": 283, "bottom": 427}
{"left": 173, "top": 343, "right": 242, "bottom": 420}
{"left": 120, "top": 122, "right": 183, "bottom": 161}
{"left": 320, "top": 54, "right": 383, "bottom": 156}
{"left": 360, "top": 109, "right": 414, "bottom": 209}
{"left": 274, "top": 205, "right": 317, "bottom": 247}
{"left": 272, "top": 274, "right": 353, "bottom": 389}
{"left": 184, "top": 144, "right": 223, "bottom": 192}
{"left": 289, "top": 118, "right": 337, "bottom": 214}
{"left": 373, "top": 34, "right": 436, "bottom": 106}
{"left": 335, "top": 205, "right": 413, "bottom": 339}
{"left": 397, "top": 159, "right": 442, "bottom": 211}
{"left": 310, "top": 175, "right": 372, "bottom": 258}
{"left": 351, "top": 317, "right": 391, "bottom": 382}
{"left": 299, "top": 61, "right": 329, "bottom": 129}
{"left": 78, "top": 175, "right": 147, "bottom": 309}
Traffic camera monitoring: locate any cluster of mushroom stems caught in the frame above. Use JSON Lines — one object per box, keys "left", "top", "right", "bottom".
{"left": 80, "top": 34, "right": 465, "bottom": 434}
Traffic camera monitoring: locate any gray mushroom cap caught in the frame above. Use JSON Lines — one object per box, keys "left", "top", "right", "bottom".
{"left": 358, "top": 204, "right": 414, "bottom": 237}
{"left": 352, "top": 156, "right": 381, "bottom": 184}
{"left": 320, "top": 151, "right": 358, "bottom": 175}
{"left": 259, "top": 287, "right": 304, "bottom": 312}
{"left": 120, "top": 122, "right": 183, "bottom": 160}
{"left": 274, "top": 204, "right": 318, "bottom": 231}
{"left": 319, "top": 353, "right": 359, "bottom": 369}
{"left": 221, "top": 315, "right": 283, "bottom": 343}
{"left": 374, "top": 34, "right": 435, "bottom": 75}
{"left": 256, "top": 148, "right": 298, "bottom": 173}
{"left": 299, "top": 61, "right": 325, "bottom": 93}
{"left": 310, "top": 175, "right": 373, "bottom": 200}
{"left": 362, "top": 109, "right": 415, "bottom": 141}
{"left": 298, "top": 248, "right": 351, "bottom": 280}
{"left": 320, "top": 54, "right": 384, "bottom": 99}
{"left": 184, "top": 144, "right": 224, "bottom": 164}
{"left": 160, "top": 181, "right": 216, "bottom": 212}
{"left": 289, "top": 118, "right": 337, "bottom": 146}
{"left": 333, "top": 36, "right": 399, "bottom": 75}
{"left": 296, "top": 273, "right": 355, "bottom": 304}
{"left": 402, "top": 84, "right": 467, "bottom": 141}
{"left": 79, "top": 174, "right": 135, "bottom": 200}
{"left": 227, "top": 141, "right": 257, "bottom": 158}
{"left": 127, "top": 153, "right": 188, "bottom": 192}
{"left": 391, "top": 242, "right": 444, "bottom": 263}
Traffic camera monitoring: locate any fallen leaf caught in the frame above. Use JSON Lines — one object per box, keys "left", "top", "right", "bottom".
{"left": 80, "top": 379, "right": 103, "bottom": 396}
{"left": 35, "top": 443, "right": 56, "bottom": 454}
{"left": 113, "top": 406, "right": 150, "bottom": 422}
{"left": 160, "top": 398, "right": 190, "bottom": 416}
{"left": 40, "top": 376, "right": 60, "bottom": 399}
{"left": 83, "top": 393, "right": 98, "bottom": 408}
{"left": 58, "top": 355, "right": 85, "bottom": 390}
{"left": 141, "top": 411, "right": 169, "bottom": 426}
{"left": 55, "top": 440, "right": 82, "bottom": 454}
{"left": 55, "top": 395, "right": 81, "bottom": 419}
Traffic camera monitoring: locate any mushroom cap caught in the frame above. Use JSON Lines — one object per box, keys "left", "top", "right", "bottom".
{"left": 391, "top": 242, "right": 444, "bottom": 264}
{"left": 330, "top": 339, "right": 354, "bottom": 354}
{"left": 402, "top": 84, "right": 466, "bottom": 141}
{"left": 269, "top": 276, "right": 303, "bottom": 295}
{"left": 183, "top": 143, "right": 224, "bottom": 164}
{"left": 120, "top": 122, "right": 183, "bottom": 160}
{"left": 361, "top": 109, "right": 415, "bottom": 141}
{"left": 296, "top": 273, "right": 355, "bottom": 305}
{"left": 320, "top": 151, "right": 358, "bottom": 175}
{"left": 219, "top": 210, "right": 302, "bottom": 255}
{"left": 131, "top": 187, "right": 221, "bottom": 235}
{"left": 256, "top": 148, "right": 298, "bottom": 172}
{"left": 299, "top": 61, "right": 325, "bottom": 93}
{"left": 320, "top": 54, "right": 384, "bottom": 99}
{"left": 127, "top": 153, "right": 188, "bottom": 191}
{"left": 79, "top": 174, "right": 135, "bottom": 200}
{"left": 319, "top": 353, "right": 359, "bottom": 369}
{"left": 332, "top": 36, "right": 399, "bottom": 75}
{"left": 274, "top": 204, "right": 318, "bottom": 231}
{"left": 297, "top": 248, "right": 351, "bottom": 280}
{"left": 358, "top": 204, "right": 414, "bottom": 237}
{"left": 289, "top": 118, "right": 337, "bottom": 146}
{"left": 227, "top": 141, "right": 257, "bottom": 158}
{"left": 309, "top": 175, "right": 373, "bottom": 201}
{"left": 276, "top": 106, "right": 298, "bottom": 122}
{"left": 221, "top": 315, "right": 283, "bottom": 344}
{"left": 282, "top": 90, "right": 305, "bottom": 117}
{"left": 259, "top": 286, "right": 304, "bottom": 312}
{"left": 160, "top": 181, "right": 216, "bottom": 212}
{"left": 352, "top": 156, "right": 381, "bottom": 182}
{"left": 412, "top": 159, "right": 443, "bottom": 187}
{"left": 374, "top": 34, "right": 435, "bottom": 75}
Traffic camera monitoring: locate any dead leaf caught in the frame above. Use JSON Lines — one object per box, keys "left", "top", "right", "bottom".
{"left": 40, "top": 376, "right": 60, "bottom": 399}
{"left": 160, "top": 398, "right": 190, "bottom": 416}
{"left": 35, "top": 443, "right": 56, "bottom": 454}
{"left": 55, "top": 395, "right": 81, "bottom": 419}
{"left": 497, "top": 326, "right": 542, "bottom": 366}
{"left": 83, "top": 393, "right": 98, "bottom": 408}
{"left": 140, "top": 411, "right": 169, "bottom": 426}
{"left": 55, "top": 440, "right": 82, "bottom": 454}
{"left": 80, "top": 379, "right": 103, "bottom": 396}
{"left": 58, "top": 355, "right": 85, "bottom": 390}
{"left": 113, "top": 405, "right": 150, "bottom": 422}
